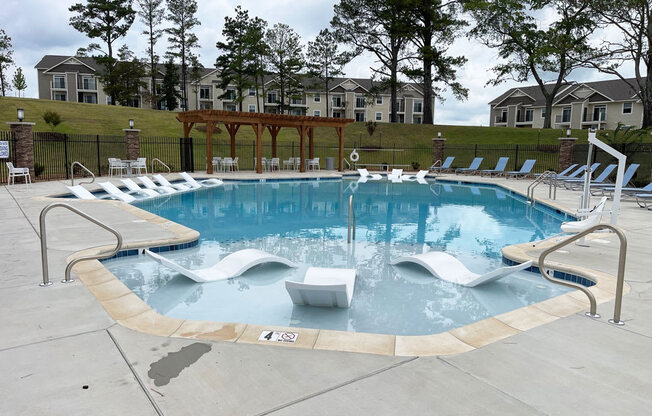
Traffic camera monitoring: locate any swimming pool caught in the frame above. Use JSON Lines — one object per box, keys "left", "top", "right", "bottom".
{"left": 104, "top": 179, "right": 572, "bottom": 336}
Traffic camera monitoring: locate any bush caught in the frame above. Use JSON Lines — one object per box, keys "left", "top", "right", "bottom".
{"left": 42, "top": 111, "right": 62, "bottom": 131}
{"left": 34, "top": 163, "right": 45, "bottom": 177}
{"left": 411, "top": 161, "right": 420, "bottom": 171}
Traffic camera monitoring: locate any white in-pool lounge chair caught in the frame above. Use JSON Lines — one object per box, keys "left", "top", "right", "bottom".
{"left": 390, "top": 252, "right": 533, "bottom": 287}
{"left": 120, "top": 178, "right": 160, "bottom": 197}
{"left": 560, "top": 197, "right": 607, "bottom": 233}
{"left": 153, "top": 174, "right": 191, "bottom": 191}
{"left": 285, "top": 267, "right": 356, "bottom": 308}
{"left": 66, "top": 185, "right": 99, "bottom": 200}
{"left": 401, "top": 170, "right": 429, "bottom": 183}
{"left": 358, "top": 168, "right": 382, "bottom": 180}
{"left": 138, "top": 176, "right": 176, "bottom": 194}
{"left": 97, "top": 182, "right": 137, "bottom": 203}
{"left": 387, "top": 169, "right": 403, "bottom": 182}
{"left": 179, "top": 172, "right": 223, "bottom": 188}
{"left": 145, "top": 248, "right": 297, "bottom": 283}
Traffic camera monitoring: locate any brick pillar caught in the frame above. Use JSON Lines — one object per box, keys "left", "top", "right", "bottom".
{"left": 558, "top": 137, "right": 577, "bottom": 172}
{"left": 6, "top": 122, "right": 36, "bottom": 179}
{"left": 432, "top": 137, "right": 446, "bottom": 166}
{"left": 123, "top": 129, "right": 141, "bottom": 160}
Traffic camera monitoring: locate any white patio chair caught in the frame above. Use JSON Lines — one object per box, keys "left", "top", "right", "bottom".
{"left": 108, "top": 158, "right": 127, "bottom": 177}
{"left": 294, "top": 157, "right": 301, "bottom": 171}
{"left": 283, "top": 158, "right": 294, "bottom": 170}
{"left": 6, "top": 162, "right": 31, "bottom": 185}
{"left": 306, "top": 157, "right": 320, "bottom": 171}
{"left": 222, "top": 157, "right": 233, "bottom": 171}
{"left": 233, "top": 157, "right": 239, "bottom": 171}
{"left": 269, "top": 158, "right": 280, "bottom": 171}
{"left": 131, "top": 157, "right": 147, "bottom": 175}
{"left": 212, "top": 157, "right": 222, "bottom": 171}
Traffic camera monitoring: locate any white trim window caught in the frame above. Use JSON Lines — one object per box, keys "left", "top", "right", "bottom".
{"left": 200, "top": 101, "right": 213, "bottom": 110}
{"left": 541, "top": 107, "right": 546, "bottom": 119}
{"left": 375, "top": 112, "right": 382, "bottom": 121}
{"left": 313, "top": 93, "right": 321, "bottom": 102}
{"left": 376, "top": 96, "right": 383, "bottom": 105}
{"left": 622, "top": 102, "right": 633, "bottom": 114}
{"left": 332, "top": 111, "right": 341, "bottom": 118}
{"left": 54, "top": 92, "right": 67, "bottom": 101}
{"left": 199, "top": 85, "right": 211, "bottom": 100}
{"left": 81, "top": 76, "right": 95, "bottom": 90}
{"left": 525, "top": 108, "right": 534, "bottom": 122}
{"left": 248, "top": 104, "right": 256, "bottom": 112}
{"left": 248, "top": 87, "right": 256, "bottom": 96}
{"left": 355, "top": 95, "right": 365, "bottom": 108}
{"left": 562, "top": 106, "right": 572, "bottom": 123}
{"left": 355, "top": 111, "right": 365, "bottom": 122}
{"left": 413, "top": 100, "right": 423, "bottom": 113}
{"left": 225, "top": 104, "right": 237, "bottom": 111}
{"left": 412, "top": 115, "right": 422, "bottom": 124}
{"left": 313, "top": 110, "right": 321, "bottom": 117}
{"left": 53, "top": 75, "right": 66, "bottom": 89}
{"left": 106, "top": 96, "right": 112, "bottom": 105}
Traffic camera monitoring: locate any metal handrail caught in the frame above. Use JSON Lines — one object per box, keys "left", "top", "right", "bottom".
{"left": 538, "top": 223, "right": 627, "bottom": 324}
{"left": 527, "top": 171, "right": 557, "bottom": 204}
{"left": 151, "top": 158, "right": 171, "bottom": 174}
{"left": 342, "top": 158, "right": 351, "bottom": 170}
{"left": 39, "top": 202, "right": 123, "bottom": 286}
{"left": 70, "top": 161, "right": 95, "bottom": 186}
{"left": 347, "top": 195, "right": 356, "bottom": 244}
{"left": 431, "top": 159, "right": 442, "bottom": 168}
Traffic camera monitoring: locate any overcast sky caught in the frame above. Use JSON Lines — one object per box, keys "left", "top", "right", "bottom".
{"left": 0, "top": 0, "right": 630, "bottom": 126}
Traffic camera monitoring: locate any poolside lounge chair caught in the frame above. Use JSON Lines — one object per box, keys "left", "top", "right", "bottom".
{"left": 358, "top": 168, "right": 382, "bottom": 180}
{"left": 387, "top": 169, "right": 403, "bottom": 182}
{"left": 564, "top": 164, "right": 617, "bottom": 190}
{"left": 478, "top": 157, "right": 509, "bottom": 177}
{"left": 390, "top": 252, "right": 533, "bottom": 287}
{"left": 429, "top": 156, "right": 455, "bottom": 173}
{"left": 554, "top": 163, "right": 598, "bottom": 181}
{"left": 98, "top": 182, "right": 137, "bottom": 203}
{"left": 635, "top": 193, "right": 652, "bottom": 209}
{"left": 138, "top": 176, "right": 176, "bottom": 194}
{"left": 153, "top": 174, "right": 192, "bottom": 191}
{"left": 285, "top": 267, "right": 356, "bottom": 308}
{"left": 600, "top": 182, "right": 652, "bottom": 197}
{"left": 401, "top": 170, "right": 429, "bottom": 182}
{"left": 560, "top": 197, "right": 608, "bottom": 233}
{"left": 504, "top": 159, "right": 536, "bottom": 179}
{"left": 543, "top": 163, "right": 578, "bottom": 178}
{"left": 455, "top": 157, "right": 483, "bottom": 175}
{"left": 6, "top": 162, "right": 31, "bottom": 185}
{"left": 120, "top": 178, "right": 160, "bottom": 197}
{"left": 66, "top": 185, "right": 99, "bottom": 200}
{"left": 179, "top": 172, "right": 223, "bottom": 188}
{"left": 145, "top": 248, "right": 297, "bottom": 283}
{"left": 589, "top": 164, "right": 640, "bottom": 195}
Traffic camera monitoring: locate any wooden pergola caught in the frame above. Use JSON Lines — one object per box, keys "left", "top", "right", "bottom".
{"left": 176, "top": 110, "right": 354, "bottom": 174}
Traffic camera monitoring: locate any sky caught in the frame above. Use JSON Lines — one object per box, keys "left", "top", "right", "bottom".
{"left": 0, "top": 0, "right": 632, "bottom": 126}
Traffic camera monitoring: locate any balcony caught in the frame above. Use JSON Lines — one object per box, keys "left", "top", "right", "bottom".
{"left": 50, "top": 80, "right": 66, "bottom": 90}
{"left": 555, "top": 115, "right": 571, "bottom": 125}
{"left": 494, "top": 116, "right": 507, "bottom": 125}
{"left": 290, "top": 98, "right": 307, "bottom": 107}
{"left": 78, "top": 79, "right": 97, "bottom": 91}
{"left": 331, "top": 97, "right": 344, "bottom": 109}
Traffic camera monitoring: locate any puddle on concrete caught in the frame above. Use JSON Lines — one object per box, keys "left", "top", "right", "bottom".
{"left": 148, "top": 343, "right": 212, "bottom": 386}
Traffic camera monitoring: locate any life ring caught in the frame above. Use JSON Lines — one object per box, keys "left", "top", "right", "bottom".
{"left": 350, "top": 149, "right": 360, "bottom": 162}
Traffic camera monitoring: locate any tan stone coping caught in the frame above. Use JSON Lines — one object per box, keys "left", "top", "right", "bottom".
{"left": 60, "top": 180, "right": 626, "bottom": 357}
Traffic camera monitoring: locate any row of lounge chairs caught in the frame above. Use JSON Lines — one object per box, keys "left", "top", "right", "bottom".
{"left": 429, "top": 156, "right": 537, "bottom": 178}
{"left": 358, "top": 168, "right": 430, "bottom": 184}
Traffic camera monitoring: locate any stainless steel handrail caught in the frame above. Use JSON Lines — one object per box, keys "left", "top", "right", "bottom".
{"left": 39, "top": 202, "right": 123, "bottom": 286}
{"left": 151, "top": 158, "right": 171, "bottom": 174}
{"left": 342, "top": 158, "right": 351, "bottom": 170}
{"left": 527, "top": 171, "right": 557, "bottom": 204}
{"left": 347, "top": 195, "right": 356, "bottom": 244}
{"left": 70, "top": 161, "right": 95, "bottom": 186}
{"left": 538, "top": 223, "right": 627, "bottom": 324}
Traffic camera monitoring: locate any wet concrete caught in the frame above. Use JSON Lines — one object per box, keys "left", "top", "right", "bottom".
{"left": 147, "top": 342, "right": 212, "bottom": 386}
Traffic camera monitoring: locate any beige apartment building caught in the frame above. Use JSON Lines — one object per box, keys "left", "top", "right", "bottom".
{"left": 488, "top": 78, "right": 644, "bottom": 130}
{"left": 35, "top": 55, "right": 433, "bottom": 124}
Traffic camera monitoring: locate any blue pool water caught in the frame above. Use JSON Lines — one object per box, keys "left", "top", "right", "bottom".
{"left": 104, "top": 179, "right": 572, "bottom": 336}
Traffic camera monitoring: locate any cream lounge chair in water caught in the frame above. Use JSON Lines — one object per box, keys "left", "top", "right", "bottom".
{"left": 138, "top": 176, "right": 176, "bottom": 194}
{"left": 179, "top": 172, "right": 223, "bottom": 188}
{"left": 358, "top": 168, "right": 382, "bottom": 180}
{"left": 66, "top": 185, "right": 101, "bottom": 200}
{"left": 390, "top": 252, "right": 533, "bottom": 287}
{"left": 98, "top": 182, "right": 136, "bottom": 203}
{"left": 153, "top": 174, "right": 192, "bottom": 191}
{"left": 401, "top": 170, "right": 429, "bottom": 184}
{"left": 285, "top": 267, "right": 356, "bottom": 308}
{"left": 121, "top": 178, "right": 160, "bottom": 197}
{"left": 145, "top": 248, "right": 296, "bottom": 283}
{"left": 387, "top": 169, "right": 403, "bottom": 183}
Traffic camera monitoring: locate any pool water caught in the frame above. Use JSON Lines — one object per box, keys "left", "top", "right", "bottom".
{"left": 104, "top": 179, "right": 572, "bottom": 336}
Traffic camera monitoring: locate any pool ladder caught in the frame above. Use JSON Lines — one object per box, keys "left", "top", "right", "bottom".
{"left": 527, "top": 171, "right": 557, "bottom": 204}
{"left": 70, "top": 161, "right": 95, "bottom": 186}
{"left": 151, "top": 158, "right": 171, "bottom": 174}
{"left": 347, "top": 195, "right": 356, "bottom": 244}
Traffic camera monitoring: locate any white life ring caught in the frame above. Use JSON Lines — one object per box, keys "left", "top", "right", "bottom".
{"left": 350, "top": 149, "right": 360, "bottom": 162}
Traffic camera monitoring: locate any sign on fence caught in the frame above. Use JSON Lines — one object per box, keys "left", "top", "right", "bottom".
{"left": 0, "top": 141, "right": 9, "bottom": 159}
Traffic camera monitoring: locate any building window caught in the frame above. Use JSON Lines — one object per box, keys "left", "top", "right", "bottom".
{"left": 412, "top": 115, "right": 422, "bottom": 124}
{"left": 355, "top": 96, "right": 365, "bottom": 108}
{"left": 500, "top": 110, "right": 507, "bottom": 122}
{"left": 313, "top": 110, "right": 321, "bottom": 117}
{"left": 562, "top": 107, "right": 571, "bottom": 123}
{"left": 199, "top": 101, "right": 213, "bottom": 110}
{"left": 332, "top": 96, "right": 342, "bottom": 108}
{"left": 413, "top": 101, "right": 423, "bottom": 113}
{"left": 623, "top": 102, "right": 633, "bottom": 114}
{"left": 157, "top": 100, "right": 167, "bottom": 110}
{"left": 541, "top": 108, "right": 546, "bottom": 119}
{"left": 224, "top": 88, "right": 236, "bottom": 100}
{"left": 525, "top": 108, "right": 534, "bottom": 122}
{"left": 332, "top": 111, "right": 341, "bottom": 118}
{"left": 376, "top": 96, "right": 383, "bottom": 105}
{"left": 267, "top": 91, "right": 277, "bottom": 104}
{"left": 314, "top": 93, "right": 320, "bottom": 102}
{"left": 248, "top": 104, "right": 256, "bottom": 112}
{"left": 248, "top": 87, "right": 256, "bottom": 96}
{"left": 81, "top": 76, "right": 95, "bottom": 90}
{"left": 83, "top": 94, "right": 97, "bottom": 104}
{"left": 54, "top": 92, "right": 67, "bottom": 101}
{"left": 53, "top": 75, "right": 66, "bottom": 89}
{"left": 106, "top": 96, "right": 112, "bottom": 105}
{"left": 291, "top": 108, "right": 303, "bottom": 115}
{"left": 355, "top": 112, "right": 365, "bottom": 122}
{"left": 291, "top": 96, "right": 303, "bottom": 105}
{"left": 200, "top": 86, "right": 210, "bottom": 100}
{"left": 126, "top": 98, "right": 140, "bottom": 108}
{"left": 375, "top": 112, "right": 382, "bottom": 121}
{"left": 593, "top": 105, "right": 606, "bottom": 121}
{"left": 225, "top": 104, "right": 237, "bottom": 111}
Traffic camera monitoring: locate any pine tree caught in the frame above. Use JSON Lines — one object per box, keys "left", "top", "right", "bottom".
{"left": 161, "top": 58, "right": 180, "bottom": 111}
{"left": 12, "top": 67, "right": 26, "bottom": 97}
{"left": 265, "top": 23, "right": 304, "bottom": 114}
{"left": 0, "top": 29, "right": 14, "bottom": 97}
{"left": 136, "top": 0, "right": 165, "bottom": 109}
{"left": 112, "top": 46, "right": 148, "bottom": 106}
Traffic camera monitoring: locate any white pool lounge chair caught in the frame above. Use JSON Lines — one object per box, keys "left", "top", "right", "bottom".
{"left": 145, "top": 248, "right": 297, "bottom": 283}
{"left": 66, "top": 185, "right": 98, "bottom": 200}
{"left": 285, "top": 267, "right": 356, "bottom": 308}
{"left": 153, "top": 174, "right": 191, "bottom": 191}
{"left": 120, "top": 178, "right": 160, "bottom": 197}
{"left": 358, "top": 168, "right": 382, "bottom": 180}
{"left": 138, "top": 176, "right": 176, "bottom": 194}
{"left": 401, "top": 170, "right": 429, "bottom": 182}
{"left": 390, "top": 252, "right": 533, "bottom": 288}
{"left": 179, "top": 172, "right": 223, "bottom": 188}
{"left": 387, "top": 169, "right": 403, "bottom": 182}
{"left": 97, "top": 182, "right": 137, "bottom": 203}
{"left": 560, "top": 197, "right": 608, "bottom": 233}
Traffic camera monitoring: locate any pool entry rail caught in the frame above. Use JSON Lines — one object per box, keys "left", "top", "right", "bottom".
{"left": 70, "top": 161, "right": 95, "bottom": 186}
{"left": 39, "top": 202, "right": 123, "bottom": 287}
{"left": 151, "top": 158, "right": 171, "bottom": 174}
{"left": 527, "top": 171, "right": 557, "bottom": 204}
{"left": 538, "top": 223, "right": 627, "bottom": 325}
{"left": 347, "top": 195, "right": 356, "bottom": 244}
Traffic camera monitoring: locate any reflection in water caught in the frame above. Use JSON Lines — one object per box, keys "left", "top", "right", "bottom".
{"left": 104, "top": 180, "right": 571, "bottom": 336}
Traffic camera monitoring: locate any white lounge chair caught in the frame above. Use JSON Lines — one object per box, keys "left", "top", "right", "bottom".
{"left": 560, "top": 197, "right": 607, "bottom": 233}
{"left": 179, "top": 172, "right": 223, "bottom": 188}
{"left": 285, "top": 267, "right": 356, "bottom": 308}
{"left": 138, "top": 176, "right": 176, "bottom": 194}
{"left": 153, "top": 174, "right": 191, "bottom": 191}
{"left": 144, "top": 248, "right": 296, "bottom": 283}
{"left": 97, "top": 182, "right": 137, "bottom": 203}
{"left": 66, "top": 185, "right": 98, "bottom": 200}
{"left": 401, "top": 170, "right": 429, "bottom": 182}
{"left": 358, "top": 168, "right": 382, "bottom": 180}
{"left": 390, "top": 252, "right": 533, "bottom": 287}
{"left": 120, "top": 178, "right": 160, "bottom": 197}
{"left": 6, "top": 162, "right": 31, "bottom": 185}
{"left": 387, "top": 169, "right": 403, "bottom": 182}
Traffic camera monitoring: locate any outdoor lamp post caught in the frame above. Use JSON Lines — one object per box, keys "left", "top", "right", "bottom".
{"left": 438, "top": 131, "right": 442, "bottom": 138}
{"left": 129, "top": 119, "right": 135, "bottom": 129}
{"left": 566, "top": 128, "right": 571, "bottom": 137}
{"left": 17, "top": 108, "right": 24, "bottom": 122}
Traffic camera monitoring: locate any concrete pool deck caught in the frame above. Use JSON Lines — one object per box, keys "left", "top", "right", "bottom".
{"left": 1, "top": 172, "right": 651, "bottom": 415}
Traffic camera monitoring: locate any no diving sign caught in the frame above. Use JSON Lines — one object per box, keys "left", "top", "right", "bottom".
{"left": 258, "top": 330, "right": 299, "bottom": 343}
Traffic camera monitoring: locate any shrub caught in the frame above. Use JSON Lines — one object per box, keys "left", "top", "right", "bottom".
{"left": 42, "top": 111, "right": 62, "bottom": 131}
{"left": 34, "top": 163, "right": 45, "bottom": 177}
{"left": 411, "top": 161, "right": 420, "bottom": 171}
{"left": 365, "top": 121, "right": 377, "bottom": 137}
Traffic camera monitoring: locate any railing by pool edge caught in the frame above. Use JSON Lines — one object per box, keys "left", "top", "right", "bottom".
{"left": 70, "top": 161, "right": 95, "bottom": 186}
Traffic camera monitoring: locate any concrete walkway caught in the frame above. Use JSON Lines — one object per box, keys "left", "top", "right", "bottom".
{"left": 1, "top": 174, "right": 651, "bottom": 415}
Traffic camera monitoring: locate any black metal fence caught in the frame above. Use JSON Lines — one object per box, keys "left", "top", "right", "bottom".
{"left": 573, "top": 143, "right": 652, "bottom": 187}
{"left": 442, "top": 143, "right": 560, "bottom": 173}
{"left": 0, "top": 130, "right": 16, "bottom": 184}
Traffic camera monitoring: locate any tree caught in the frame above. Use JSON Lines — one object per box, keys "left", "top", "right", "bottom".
{"left": 136, "top": 0, "right": 165, "bottom": 109}
{"left": 161, "top": 58, "right": 180, "bottom": 110}
{"left": 69, "top": 0, "right": 136, "bottom": 105}
{"left": 248, "top": 17, "right": 269, "bottom": 113}
{"left": 598, "top": 122, "right": 649, "bottom": 157}
{"left": 332, "top": 0, "right": 413, "bottom": 123}
{"left": 43, "top": 111, "right": 63, "bottom": 131}
{"left": 12, "top": 67, "right": 26, "bottom": 98}
{"left": 111, "top": 46, "right": 148, "bottom": 106}
{"left": 306, "top": 28, "right": 352, "bottom": 118}
{"left": 164, "top": 0, "right": 200, "bottom": 111}
{"left": 465, "top": 0, "right": 595, "bottom": 128}
{"left": 0, "top": 29, "right": 14, "bottom": 97}
{"left": 404, "top": 0, "right": 468, "bottom": 124}
{"left": 265, "top": 23, "right": 304, "bottom": 114}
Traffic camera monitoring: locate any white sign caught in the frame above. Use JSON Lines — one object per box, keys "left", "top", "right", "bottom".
{"left": 258, "top": 330, "right": 299, "bottom": 343}
{"left": 0, "top": 141, "right": 8, "bottom": 159}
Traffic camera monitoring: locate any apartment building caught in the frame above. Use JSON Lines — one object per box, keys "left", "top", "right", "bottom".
{"left": 488, "top": 78, "right": 644, "bottom": 130}
{"left": 35, "top": 55, "right": 433, "bottom": 124}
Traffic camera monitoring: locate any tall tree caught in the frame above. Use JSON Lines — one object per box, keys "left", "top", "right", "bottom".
{"left": 332, "top": 0, "right": 413, "bottom": 122}
{"left": 306, "top": 28, "right": 352, "bottom": 117}
{"left": 404, "top": 0, "right": 468, "bottom": 124}
{"left": 0, "top": 29, "right": 14, "bottom": 97}
{"left": 136, "top": 0, "right": 165, "bottom": 109}
{"left": 465, "top": 0, "right": 595, "bottom": 128}
{"left": 12, "top": 67, "right": 27, "bottom": 97}
{"left": 161, "top": 58, "right": 180, "bottom": 110}
{"left": 164, "top": 0, "right": 200, "bottom": 111}
{"left": 265, "top": 23, "right": 304, "bottom": 114}
{"left": 69, "top": 0, "right": 136, "bottom": 105}
{"left": 111, "top": 46, "right": 148, "bottom": 106}
{"left": 248, "top": 16, "right": 269, "bottom": 113}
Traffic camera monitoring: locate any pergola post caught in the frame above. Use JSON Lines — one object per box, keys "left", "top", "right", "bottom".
{"left": 254, "top": 123, "right": 263, "bottom": 173}
{"left": 336, "top": 127, "right": 344, "bottom": 172}
{"left": 298, "top": 125, "right": 307, "bottom": 173}
{"left": 182, "top": 121, "right": 194, "bottom": 172}
{"left": 205, "top": 121, "right": 215, "bottom": 174}
{"left": 226, "top": 123, "right": 239, "bottom": 159}
{"left": 308, "top": 127, "right": 314, "bottom": 159}
{"left": 268, "top": 125, "right": 280, "bottom": 158}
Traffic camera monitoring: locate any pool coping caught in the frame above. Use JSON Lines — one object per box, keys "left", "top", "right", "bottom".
{"left": 52, "top": 176, "right": 627, "bottom": 357}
